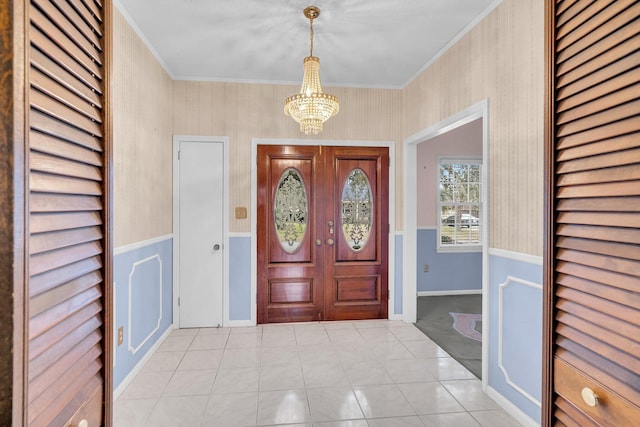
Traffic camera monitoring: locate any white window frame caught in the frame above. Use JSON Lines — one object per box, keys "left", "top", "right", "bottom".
{"left": 437, "top": 156, "right": 483, "bottom": 253}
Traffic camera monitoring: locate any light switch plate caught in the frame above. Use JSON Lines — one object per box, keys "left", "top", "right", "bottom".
{"left": 235, "top": 207, "right": 247, "bottom": 219}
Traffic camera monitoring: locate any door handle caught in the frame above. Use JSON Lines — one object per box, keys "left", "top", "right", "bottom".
{"left": 328, "top": 220, "right": 334, "bottom": 234}
{"left": 213, "top": 244, "right": 221, "bottom": 251}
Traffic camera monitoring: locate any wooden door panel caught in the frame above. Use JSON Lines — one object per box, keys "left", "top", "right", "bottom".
{"left": 258, "top": 145, "right": 323, "bottom": 323}
{"left": 325, "top": 147, "right": 389, "bottom": 321}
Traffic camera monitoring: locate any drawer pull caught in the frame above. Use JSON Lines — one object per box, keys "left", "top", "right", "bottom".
{"left": 581, "top": 387, "right": 599, "bottom": 407}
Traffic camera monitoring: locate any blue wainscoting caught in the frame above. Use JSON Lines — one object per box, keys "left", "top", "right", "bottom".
{"left": 488, "top": 250, "right": 543, "bottom": 424}
{"left": 394, "top": 233, "right": 403, "bottom": 316}
{"left": 417, "top": 228, "right": 482, "bottom": 292}
{"left": 113, "top": 237, "right": 173, "bottom": 390}
{"left": 229, "top": 235, "right": 252, "bottom": 321}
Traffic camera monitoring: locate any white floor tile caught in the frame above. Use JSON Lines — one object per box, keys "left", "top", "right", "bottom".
{"left": 313, "top": 420, "right": 368, "bottom": 427}
{"left": 397, "top": 382, "right": 466, "bottom": 415}
{"left": 170, "top": 328, "right": 199, "bottom": 336}
{"left": 353, "top": 384, "right": 416, "bottom": 419}
{"left": 177, "top": 349, "right": 223, "bottom": 370}
{"left": 259, "top": 364, "right": 305, "bottom": 391}
{"left": 212, "top": 366, "right": 260, "bottom": 393}
{"left": 142, "top": 351, "right": 185, "bottom": 372}
{"left": 470, "top": 410, "right": 523, "bottom": 427}
{"left": 226, "top": 332, "right": 262, "bottom": 349}
{"left": 307, "top": 387, "right": 364, "bottom": 422}
{"left": 367, "top": 416, "right": 426, "bottom": 427}
{"left": 113, "top": 398, "right": 157, "bottom": 427}
{"left": 189, "top": 333, "right": 228, "bottom": 350}
{"left": 257, "top": 389, "right": 311, "bottom": 425}
{"left": 197, "top": 327, "right": 230, "bottom": 336}
{"left": 115, "top": 321, "right": 522, "bottom": 427}
{"left": 427, "top": 357, "right": 478, "bottom": 381}
{"left": 344, "top": 360, "right": 393, "bottom": 386}
{"left": 389, "top": 325, "right": 431, "bottom": 341}
{"left": 420, "top": 412, "right": 481, "bottom": 427}
{"left": 120, "top": 371, "right": 173, "bottom": 399}
{"left": 202, "top": 392, "right": 258, "bottom": 427}
{"left": 302, "top": 361, "right": 349, "bottom": 388}
{"left": 219, "top": 347, "right": 261, "bottom": 368}
{"left": 164, "top": 369, "right": 216, "bottom": 396}
{"left": 144, "top": 395, "right": 208, "bottom": 427}
{"left": 261, "top": 346, "right": 300, "bottom": 367}
{"left": 157, "top": 335, "right": 195, "bottom": 352}
{"left": 440, "top": 380, "right": 501, "bottom": 411}
{"left": 326, "top": 328, "right": 365, "bottom": 344}
{"left": 381, "top": 359, "right": 435, "bottom": 383}
{"left": 402, "top": 340, "right": 450, "bottom": 359}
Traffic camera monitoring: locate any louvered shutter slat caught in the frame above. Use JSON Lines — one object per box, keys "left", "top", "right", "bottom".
{"left": 25, "top": 0, "right": 108, "bottom": 424}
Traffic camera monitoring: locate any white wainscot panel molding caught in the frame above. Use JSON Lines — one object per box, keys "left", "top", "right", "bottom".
{"left": 128, "top": 254, "right": 163, "bottom": 355}
{"left": 498, "top": 275, "right": 542, "bottom": 407}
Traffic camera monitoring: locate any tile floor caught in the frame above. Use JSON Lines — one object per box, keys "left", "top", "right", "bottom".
{"left": 114, "top": 320, "right": 523, "bottom": 427}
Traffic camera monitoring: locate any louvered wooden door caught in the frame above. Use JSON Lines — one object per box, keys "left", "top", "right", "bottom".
{"left": 544, "top": 1, "right": 640, "bottom": 426}
{"left": 26, "top": 0, "right": 111, "bottom": 426}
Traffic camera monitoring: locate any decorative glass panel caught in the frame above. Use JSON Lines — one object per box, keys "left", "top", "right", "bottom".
{"left": 274, "top": 168, "right": 308, "bottom": 253}
{"left": 341, "top": 169, "right": 373, "bottom": 251}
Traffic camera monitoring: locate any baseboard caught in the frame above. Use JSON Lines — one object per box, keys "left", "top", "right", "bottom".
{"left": 224, "top": 319, "right": 255, "bottom": 327}
{"left": 487, "top": 386, "right": 540, "bottom": 427}
{"left": 113, "top": 324, "right": 174, "bottom": 400}
{"left": 388, "top": 313, "right": 405, "bottom": 321}
{"left": 417, "top": 289, "right": 482, "bottom": 296}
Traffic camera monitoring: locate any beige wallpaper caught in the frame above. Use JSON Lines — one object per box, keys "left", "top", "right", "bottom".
{"left": 403, "top": 0, "right": 544, "bottom": 256}
{"left": 112, "top": 9, "right": 174, "bottom": 247}
{"left": 113, "top": 0, "right": 543, "bottom": 256}
{"left": 173, "top": 82, "right": 402, "bottom": 232}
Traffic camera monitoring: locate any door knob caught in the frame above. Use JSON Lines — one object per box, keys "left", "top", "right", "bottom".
{"left": 316, "top": 239, "right": 322, "bottom": 246}
{"left": 213, "top": 244, "right": 221, "bottom": 251}
{"left": 327, "top": 238, "right": 334, "bottom": 246}
{"left": 581, "top": 387, "right": 599, "bottom": 407}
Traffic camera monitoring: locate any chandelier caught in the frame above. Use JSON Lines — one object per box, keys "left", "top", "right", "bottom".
{"left": 284, "top": 6, "right": 339, "bottom": 135}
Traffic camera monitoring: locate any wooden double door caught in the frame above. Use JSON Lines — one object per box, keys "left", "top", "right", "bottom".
{"left": 257, "top": 145, "right": 389, "bottom": 323}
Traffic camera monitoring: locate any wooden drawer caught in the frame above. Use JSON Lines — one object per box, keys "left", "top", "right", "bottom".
{"left": 64, "top": 384, "right": 103, "bottom": 427}
{"left": 554, "top": 357, "right": 640, "bottom": 426}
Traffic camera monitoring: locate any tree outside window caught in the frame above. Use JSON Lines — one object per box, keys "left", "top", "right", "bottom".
{"left": 438, "top": 158, "right": 482, "bottom": 250}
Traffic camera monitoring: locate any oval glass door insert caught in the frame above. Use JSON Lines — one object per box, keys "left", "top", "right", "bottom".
{"left": 341, "top": 168, "right": 373, "bottom": 251}
{"left": 274, "top": 168, "right": 308, "bottom": 253}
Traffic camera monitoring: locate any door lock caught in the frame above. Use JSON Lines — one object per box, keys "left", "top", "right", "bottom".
{"left": 213, "top": 244, "right": 221, "bottom": 251}
{"left": 328, "top": 220, "right": 334, "bottom": 234}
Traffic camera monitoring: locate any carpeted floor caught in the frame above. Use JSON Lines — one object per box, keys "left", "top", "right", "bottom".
{"left": 415, "top": 294, "right": 482, "bottom": 378}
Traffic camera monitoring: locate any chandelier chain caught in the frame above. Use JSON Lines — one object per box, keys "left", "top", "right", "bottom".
{"left": 309, "top": 18, "right": 314, "bottom": 57}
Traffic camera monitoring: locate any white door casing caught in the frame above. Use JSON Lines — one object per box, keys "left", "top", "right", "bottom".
{"left": 175, "top": 138, "right": 225, "bottom": 328}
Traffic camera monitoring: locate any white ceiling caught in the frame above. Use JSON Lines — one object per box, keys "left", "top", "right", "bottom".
{"left": 115, "top": 0, "right": 498, "bottom": 88}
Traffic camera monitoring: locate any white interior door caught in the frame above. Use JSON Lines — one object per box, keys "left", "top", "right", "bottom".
{"left": 179, "top": 141, "right": 224, "bottom": 327}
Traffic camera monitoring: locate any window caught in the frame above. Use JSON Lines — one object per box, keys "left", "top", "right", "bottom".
{"left": 438, "top": 158, "right": 482, "bottom": 251}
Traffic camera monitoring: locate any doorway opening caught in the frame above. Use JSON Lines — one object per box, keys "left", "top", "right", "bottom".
{"left": 404, "top": 99, "right": 489, "bottom": 387}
